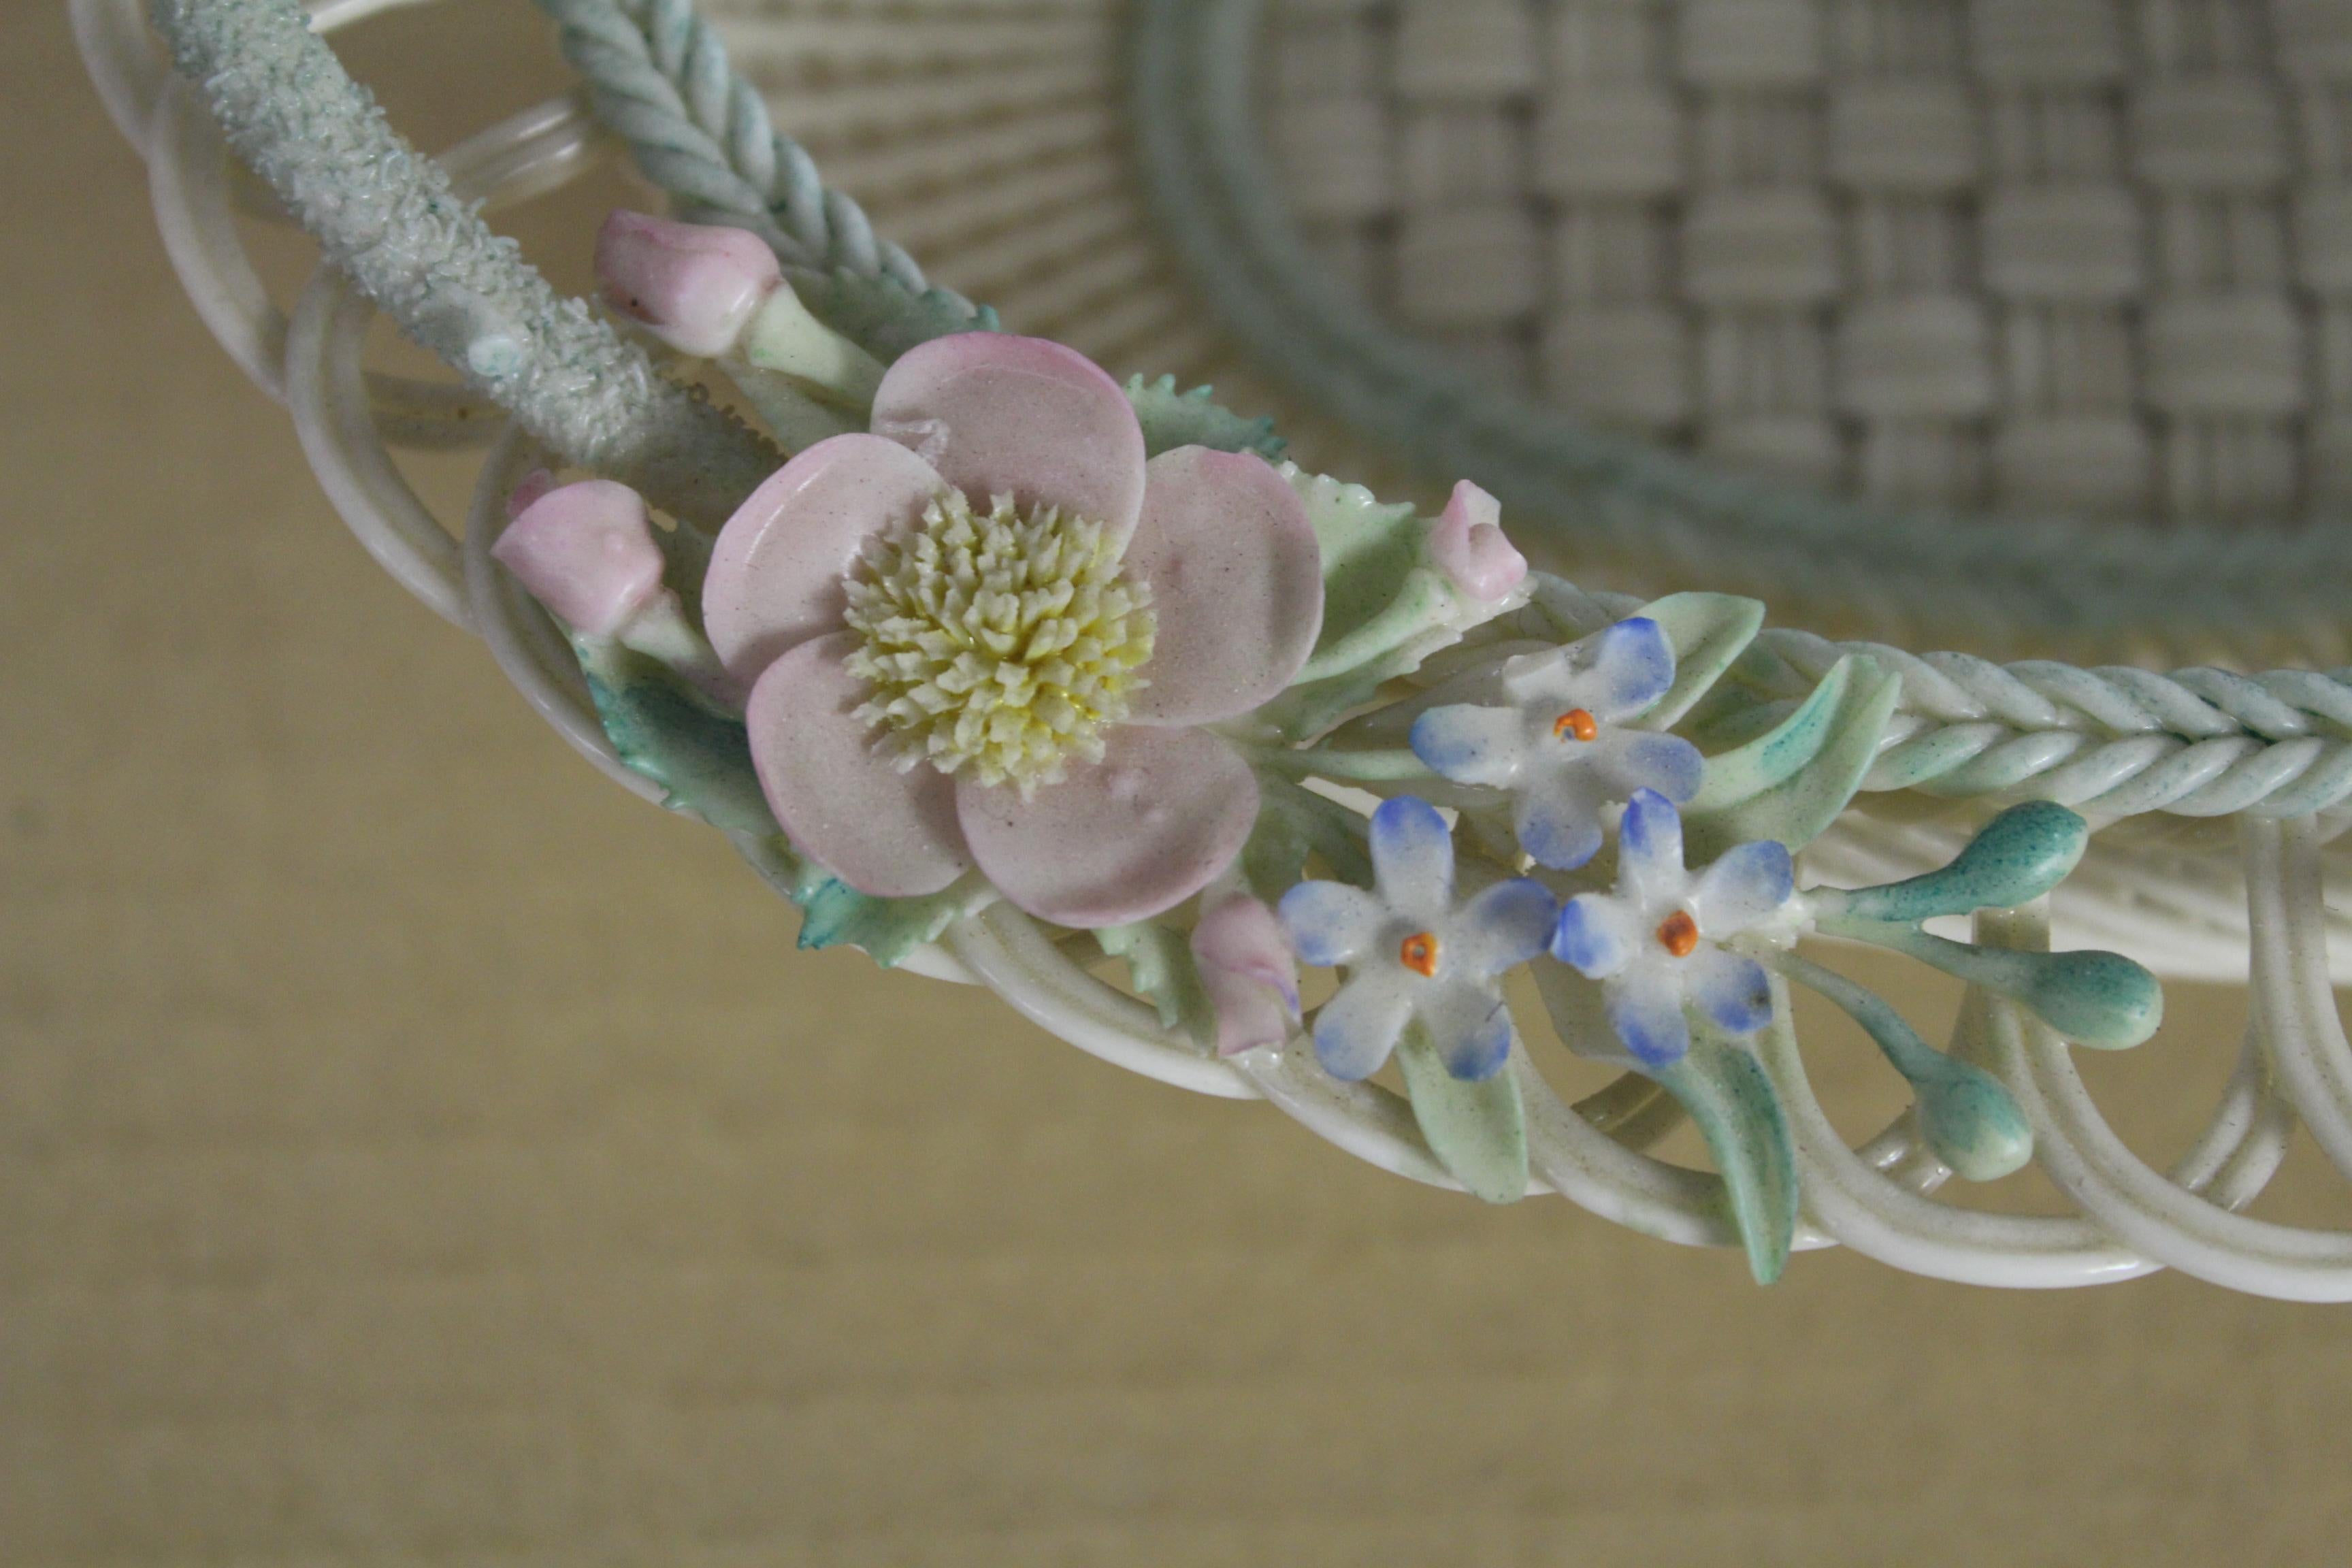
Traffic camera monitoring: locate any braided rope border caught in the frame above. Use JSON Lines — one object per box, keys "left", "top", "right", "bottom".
{"left": 544, "top": 0, "right": 2352, "bottom": 823}
{"left": 103, "top": 0, "right": 2352, "bottom": 1298}
{"left": 535, "top": 0, "right": 977, "bottom": 319}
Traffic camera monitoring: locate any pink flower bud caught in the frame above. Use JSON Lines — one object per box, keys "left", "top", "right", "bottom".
{"left": 1191, "top": 894, "right": 1301, "bottom": 1056}
{"left": 595, "top": 210, "right": 781, "bottom": 358}
{"left": 1428, "top": 479, "right": 1527, "bottom": 602}
{"left": 493, "top": 480, "right": 667, "bottom": 637}
{"left": 506, "top": 468, "right": 559, "bottom": 520}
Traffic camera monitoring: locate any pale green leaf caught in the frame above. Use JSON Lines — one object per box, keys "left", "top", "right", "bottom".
{"left": 1096, "top": 922, "right": 1217, "bottom": 1049}
{"left": 1685, "top": 655, "right": 1855, "bottom": 815}
{"left": 1633, "top": 591, "right": 1766, "bottom": 729}
{"left": 576, "top": 638, "right": 776, "bottom": 838}
{"left": 1124, "top": 374, "right": 1286, "bottom": 459}
{"left": 791, "top": 870, "right": 983, "bottom": 969}
{"left": 1653, "top": 1030, "right": 1798, "bottom": 1284}
{"left": 1396, "top": 1019, "right": 1527, "bottom": 1205}
{"left": 1683, "top": 656, "right": 1900, "bottom": 860}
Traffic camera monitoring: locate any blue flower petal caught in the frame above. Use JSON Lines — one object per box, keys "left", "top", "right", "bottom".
{"left": 1690, "top": 839, "right": 1795, "bottom": 934}
{"left": 1458, "top": 877, "right": 1558, "bottom": 974}
{"left": 1551, "top": 893, "right": 1635, "bottom": 977}
{"left": 1516, "top": 782, "right": 1606, "bottom": 870}
{"left": 1609, "top": 730, "right": 1705, "bottom": 806}
{"left": 1441, "top": 998, "right": 1514, "bottom": 1081}
{"left": 1277, "top": 880, "right": 1384, "bottom": 968}
{"left": 1607, "top": 964, "right": 1690, "bottom": 1066}
{"left": 1618, "top": 788, "right": 1686, "bottom": 889}
{"left": 1686, "top": 947, "right": 1774, "bottom": 1036}
{"left": 1313, "top": 971, "right": 1414, "bottom": 1079}
{"left": 1590, "top": 616, "right": 1676, "bottom": 717}
{"left": 1409, "top": 703, "right": 1524, "bottom": 786}
{"left": 1369, "top": 795, "right": 1455, "bottom": 910}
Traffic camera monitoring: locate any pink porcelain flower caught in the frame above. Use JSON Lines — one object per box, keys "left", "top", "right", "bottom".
{"left": 704, "top": 331, "right": 1324, "bottom": 927}
{"left": 1190, "top": 892, "right": 1302, "bottom": 1056}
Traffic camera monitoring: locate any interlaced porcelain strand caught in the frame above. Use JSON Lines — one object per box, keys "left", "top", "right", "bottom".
{"left": 532, "top": 0, "right": 973, "bottom": 313}
{"left": 147, "top": 0, "right": 782, "bottom": 530}
{"left": 842, "top": 491, "right": 1154, "bottom": 792}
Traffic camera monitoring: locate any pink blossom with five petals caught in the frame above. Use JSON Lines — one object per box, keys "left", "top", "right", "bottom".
{"left": 704, "top": 331, "right": 1325, "bottom": 928}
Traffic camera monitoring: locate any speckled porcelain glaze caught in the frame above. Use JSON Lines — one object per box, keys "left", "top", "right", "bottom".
{"left": 126, "top": 0, "right": 2352, "bottom": 1299}
{"left": 491, "top": 243, "right": 2166, "bottom": 1273}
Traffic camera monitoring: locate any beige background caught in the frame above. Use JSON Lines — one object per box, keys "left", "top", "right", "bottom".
{"left": 8, "top": 2, "right": 2352, "bottom": 1562}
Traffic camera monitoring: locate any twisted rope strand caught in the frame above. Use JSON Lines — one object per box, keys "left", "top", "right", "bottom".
{"left": 536, "top": 0, "right": 973, "bottom": 313}
{"left": 1741, "top": 630, "right": 2352, "bottom": 817}
{"left": 538, "top": 0, "right": 2352, "bottom": 823}
{"left": 149, "top": 0, "right": 781, "bottom": 529}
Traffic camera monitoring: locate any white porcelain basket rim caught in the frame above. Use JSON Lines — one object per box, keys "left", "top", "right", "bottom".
{"left": 74, "top": 0, "right": 2352, "bottom": 1299}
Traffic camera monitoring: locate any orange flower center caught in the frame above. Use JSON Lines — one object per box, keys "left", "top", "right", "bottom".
{"left": 1656, "top": 910, "right": 1699, "bottom": 958}
{"left": 1552, "top": 708, "right": 1598, "bottom": 742}
{"left": 1399, "top": 931, "right": 1441, "bottom": 977}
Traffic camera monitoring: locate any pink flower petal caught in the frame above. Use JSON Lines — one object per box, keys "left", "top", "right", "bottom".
{"left": 595, "top": 210, "right": 780, "bottom": 358}
{"left": 869, "top": 333, "right": 1147, "bottom": 549}
{"left": 1428, "top": 478, "right": 1527, "bottom": 602}
{"left": 1192, "top": 893, "right": 1302, "bottom": 1056}
{"left": 744, "top": 634, "right": 970, "bottom": 898}
{"left": 956, "top": 726, "right": 1259, "bottom": 927}
{"left": 506, "top": 468, "right": 559, "bottom": 519}
{"left": 1200, "top": 964, "right": 1298, "bottom": 1057}
{"left": 1120, "top": 447, "right": 1324, "bottom": 727}
{"left": 702, "top": 434, "right": 943, "bottom": 685}
{"left": 492, "top": 479, "right": 666, "bottom": 637}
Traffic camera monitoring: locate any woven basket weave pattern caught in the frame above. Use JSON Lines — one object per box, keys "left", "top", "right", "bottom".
{"left": 1264, "top": 0, "right": 2352, "bottom": 524}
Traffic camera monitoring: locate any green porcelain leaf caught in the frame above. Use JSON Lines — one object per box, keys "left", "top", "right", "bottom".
{"left": 576, "top": 638, "right": 979, "bottom": 969}
{"left": 1262, "top": 466, "right": 1523, "bottom": 736}
{"left": 1288, "top": 466, "right": 1445, "bottom": 673}
{"left": 788, "top": 266, "right": 999, "bottom": 364}
{"left": 1124, "top": 374, "right": 1286, "bottom": 459}
{"left": 1685, "top": 655, "right": 1855, "bottom": 815}
{"left": 1395, "top": 1018, "right": 1528, "bottom": 1205}
{"left": 1683, "top": 655, "right": 1901, "bottom": 861}
{"left": 1096, "top": 921, "right": 1217, "bottom": 1049}
{"left": 1653, "top": 1030, "right": 1799, "bottom": 1285}
{"left": 1247, "top": 774, "right": 1373, "bottom": 892}
{"left": 791, "top": 867, "right": 984, "bottom": 969}
{"left": 576, "top": 638, "right": 776, "bottom": 838}
{"left": 1635, "top": 591, "right": 1767, "bottom": 729}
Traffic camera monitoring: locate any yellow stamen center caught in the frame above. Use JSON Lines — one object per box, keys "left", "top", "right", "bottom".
{"left": 841, "top": 489, "right": 1155, "bottom": 795}
{"left": 1553, "top": 708, "right": 1598, "bottom": 742}
{"left": 1656, "top": 910, "right": 1699, "bottom": 958}
{"left": 1399, "top": 931, "right": 1441, "bottom": 977}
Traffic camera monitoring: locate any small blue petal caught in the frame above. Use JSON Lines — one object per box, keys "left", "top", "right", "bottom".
{"left": 1551, "top": 894, "right": 1632, "bottom": 977}
{"left": 1612, "top": 730, "right": 1705, "bottom": 805}
{"left": 1277, "top": 880, "right": 1381, "bottom": 968}
{"left": 1441, "top": 1000, "right": 1514, "bottom": 1081}
{"left": 1313, "top": 975, "right": 1413, "bottom": 1080}
{"left": 1608, "top": 968, "right": 1690, "bottom": 1066}
{"left": 1370, "top": 794, "right": 1455, "bottom": 905}
{"left": 1516, "top": 786, "right": 1605, "bottom": 870}
{"left": 1409, "top": 703, "right": 1520, "bottom": 785}
{"left": 1690, "top": 839, "right": 1796, "bottom": 934}
{"left": 1687, "top": 949, "right": 1774, "bottom": 1036}
{"left": 1591, "top": 616, "right": 1676, "bottom": 716}
{"left": 1460, "top": 878, "right": 1558, "bottom": 973}
{"left": 1618, "top": 788, "right": 1685, "bottom": 884}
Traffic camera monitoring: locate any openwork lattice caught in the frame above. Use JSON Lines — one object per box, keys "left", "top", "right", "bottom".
{"left": 74, "top": 0, "right": 2352, "bottom": 1301}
